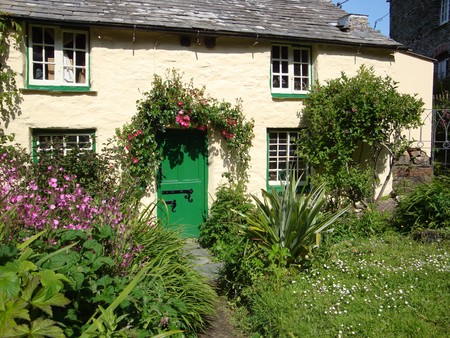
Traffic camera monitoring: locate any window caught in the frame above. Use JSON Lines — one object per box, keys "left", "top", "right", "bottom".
{"left": 32, "top": 129, "right": 95, "bottom": 161}
{"left": 437, "top": 58, "right": 449, "bottom": 80}
{"left": 271, "top": 44, "right": 311, "bottom": 97}
{"left": 441, "top": 0, "right": 450, "bottom": 24}
{"left": 267, "top": 130, "right": 308, "bottom": 187}
{"left": 28, "top": 25, "right": 89, "bottom": 89}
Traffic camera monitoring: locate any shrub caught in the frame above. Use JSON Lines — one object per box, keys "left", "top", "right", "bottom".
{"left": 299, "top": 66, "right": 424, "bottom": 206}
{"left": 199, "top": 179, "right": 254, "bottom": 259}
{"left": 242, "top": 176, "right": 348, "bottom": 266}
{"left": 327, "top": 207, "right": 394, "bottom": 242}
{"left": 393, "top": 176, "right": 450, "bottom": 232}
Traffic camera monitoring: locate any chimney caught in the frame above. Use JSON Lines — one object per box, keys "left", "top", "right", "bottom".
{"left": 338, "top": 14, "right": 369, "bottom": 31}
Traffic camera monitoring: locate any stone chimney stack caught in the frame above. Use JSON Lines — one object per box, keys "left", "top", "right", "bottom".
{"left": 338, "top": 14, "right": 369, "bottom": 31}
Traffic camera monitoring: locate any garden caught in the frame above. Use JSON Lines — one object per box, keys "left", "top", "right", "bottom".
{"left": 1, "top": 17, "right": 449, "bottom": 336}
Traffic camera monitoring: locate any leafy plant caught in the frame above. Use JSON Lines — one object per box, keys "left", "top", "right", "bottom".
{"left": 299, "top": 66, "right": 424, "bottom": 207}
{"left": 0, "top": 13, "right": 22, "bottom": 130}
{"left": 199, "top": 178, "right": 254, "bottom": 259}
{"left": 393, "top": 176, "right": 450, "bottom": 232}
{"left": 0, "top": 236, "right": 70, "bottom": 338}
{"left": 242, "top": 176, "right": 348, "bottom": 266}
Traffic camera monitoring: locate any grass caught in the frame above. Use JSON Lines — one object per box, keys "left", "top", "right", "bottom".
{"left": 235, "top": 233, "right": 450, "bottom": 337}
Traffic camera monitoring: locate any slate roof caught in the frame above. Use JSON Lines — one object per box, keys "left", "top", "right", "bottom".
{"left": 0, "top": 0, "right": 401, "bottom": 48}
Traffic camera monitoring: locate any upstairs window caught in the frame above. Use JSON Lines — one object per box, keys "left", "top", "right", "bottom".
{"left": 271, "top": 45, "right": 311, "bottom": 97}
{"left": 441, "top": 0, "right": 450, "bottom": 24}
{"left": 28, "top": 25, "right": 89, "bottom": 89}
{"left": 267, "top": 129, "right": 308, "bottom": 188}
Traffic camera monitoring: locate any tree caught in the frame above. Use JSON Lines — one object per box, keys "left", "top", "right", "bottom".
{"left": 299, "top": 66, "right": 424, "bottom": 208}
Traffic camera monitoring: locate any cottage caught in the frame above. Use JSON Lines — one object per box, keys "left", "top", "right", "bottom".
{"left": 1, "top": 0, "right": 433, "bottom": 236}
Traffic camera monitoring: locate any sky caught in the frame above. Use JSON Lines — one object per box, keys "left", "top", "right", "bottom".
{"left": 330, "top": 0, "right": 391, "bottom": 37}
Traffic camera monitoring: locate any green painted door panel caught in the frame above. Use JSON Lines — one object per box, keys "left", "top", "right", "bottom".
{"left": 157, "top": 129, "right": 207, "bottom": 237}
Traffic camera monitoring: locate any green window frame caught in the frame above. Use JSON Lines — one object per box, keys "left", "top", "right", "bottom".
{"left": 267, "top": 129, "right": 308, "bottom": 191}
{"left": 32, "top": 129, "right": 96, "bottom": 162}
{"left": 271, "top": 44, "right": 312, "bottom": 98}
{"left": 27, "top": 24, "right": 90, "bottom": 91}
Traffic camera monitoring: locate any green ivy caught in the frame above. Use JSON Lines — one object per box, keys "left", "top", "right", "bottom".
{"left": 0, "top": 14, "right": 22, "bottom": 130}
{"left": 116, "top": 69, "right": 254, "bottom": 192}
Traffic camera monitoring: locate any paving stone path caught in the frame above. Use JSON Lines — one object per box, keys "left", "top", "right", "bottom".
{"left": 183, "top": 239, "right": 243, "bottom": 338}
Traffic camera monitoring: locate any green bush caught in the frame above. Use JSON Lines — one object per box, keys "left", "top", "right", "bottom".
{"left": 199, "top": 179, "right": 254, "bottom": 259}
{"left": 327, "top": 207, "right": 394, "bottom": 242}
{"left": 393, "top": 176, "right": 450, "bottom": 231}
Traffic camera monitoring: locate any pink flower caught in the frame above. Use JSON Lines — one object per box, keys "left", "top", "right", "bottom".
{"left": 178, "top": 101, "right": 183, "bottom": 107}
{"left": 197, "top": 125, "right": 207, "bottom": 131}
{"left": 133, "top": 157, "right": 139, "bottom": 164}
{"left": 176, "top": 114, "right": 191, "bottom": 128}
{"left": 49, "top": 204, "right": 56, "bottom": 210}
{"left": 29, "top": 181, "right": 38, "bottom": 191}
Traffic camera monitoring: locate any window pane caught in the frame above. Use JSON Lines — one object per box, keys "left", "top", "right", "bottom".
{"left": 76, "top": 69, "right": 86, "bottom": 83}
{"left": 273, "top": 75, "right": 280, "bottom": 88}
{"left": 33, "top": 64, "right": 43, "bottom": 79}
{"left": 302, "top": 64, "right": 309, "bottom": 75}
{"left": 76, "top": 34, "right": 86, "bottom": 49}
{"left": 63, "top": 32, "right": 74, "bottom": 48}
{"left": 282, "top": 76, "right": 289, "bottom": 88}
{"left": 44, "top": 28, "right": 54, "bottom": 44}
{"left": 33, "top": 45, "right": 43, "bottom": 61}
{"left": 281, "top": 46, "right": 288, "bottom": 59}
{"left": 76, "top": 51, "right": 86, "bottom": 66}
{"left": 45, "top": 46, "right": 54, "bottom": 60}
{"left": 273, "top": 61, "right": 280, "bottom": 73}
{"left": 303, "top": 78, "right": 309, "bottom": 89}
{"left": 32, "top": 27, "right": 43, "bottom": 43}
{"left": 294, "top": 79, "right": 301, "bottom": 90}
{"left": 294, "top": 64, "right": 300, "bottom": 76}
{"left": 272, "top": 45, "right": 280, "bottom": 59}
{"left": 293, "top": 49, "right": 300, "bottom": 62}
{"left": 281, "top": 61, "right": 288, "bottom": 73}
{"left": 302, "top": 50, "right": 309, "bottom": 62}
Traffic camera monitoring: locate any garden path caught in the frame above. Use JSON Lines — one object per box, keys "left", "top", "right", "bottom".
{"left": 183, "top": 239, "right": 243, "bottom": 338}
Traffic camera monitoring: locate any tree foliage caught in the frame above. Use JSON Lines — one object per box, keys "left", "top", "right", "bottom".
{"left": 299, "top": 66, "right": 424, "bottom": 207}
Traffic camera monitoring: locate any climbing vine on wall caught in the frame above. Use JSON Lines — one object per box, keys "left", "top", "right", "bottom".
{"left": 116, "top": 69, "right": 254, "bottom": 190}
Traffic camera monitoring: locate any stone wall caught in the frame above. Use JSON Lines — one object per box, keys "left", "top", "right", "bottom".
{"left": 390, "top": 0, "right": 449, "bottom": 59}
{"left": 392, "top": 148, "right": 433, "bottom": 193}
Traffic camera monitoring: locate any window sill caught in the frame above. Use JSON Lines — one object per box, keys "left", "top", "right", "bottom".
{"left": 21, "top": 86, "right": 97, "bottom": 95}
{"left": 271, "top": 93, "right": 309, "bottom": 99}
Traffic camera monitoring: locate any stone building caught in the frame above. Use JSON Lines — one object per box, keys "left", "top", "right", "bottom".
{"left": 390, "top": 0, "right": 450, "bottom": 91}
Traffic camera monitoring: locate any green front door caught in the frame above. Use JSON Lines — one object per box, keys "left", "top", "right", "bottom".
{"left": 157, "top": 129, "right": 207, "bottom": 237}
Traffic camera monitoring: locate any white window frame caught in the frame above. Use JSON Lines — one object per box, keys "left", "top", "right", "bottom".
{"left": 437, "top": 58, "right": 448, "bottom": 81}
{"left": 441, "top": 0, "right": 450, "bottom": 24}
{"left": 271, "top": 44, "right": 312, "bottom": 95}
{"left": 33, "top": 129, "right": 95, "bottom": 161}
{"left": 28, "top": 24, "right": 89, "bottom": 88}
{"left": 267, "top": 129, "right": 308, "bottom": 187}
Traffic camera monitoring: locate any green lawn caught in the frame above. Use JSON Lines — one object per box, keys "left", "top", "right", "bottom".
{"left": 236, "top": 234, "right": 450, "bottom": 337}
